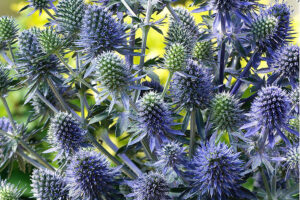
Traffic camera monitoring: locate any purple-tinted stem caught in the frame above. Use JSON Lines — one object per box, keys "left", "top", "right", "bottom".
{"left": 218, "top": 41, "right": 226, "bottom": 92}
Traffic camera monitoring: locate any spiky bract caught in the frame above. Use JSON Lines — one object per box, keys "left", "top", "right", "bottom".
{"left": 31, "top": 169, "right": 69, "bottom": 200}
{"left": 170, "top": 59, "right": 214, "bottom": 110}
{"left": 66, "top": 150, "right": 121, "bottom": 200}
{"left": 0, "top": 179, "right": 23, "bottom": 200}
{"left": 0, "top": 17, "right": 18, "bottom": 43}
{"left": 56, "top": 0, "right": 86, "bottom": 34}
{"left": 77, "top": 5, "right": 127, "bottom": 60}
{"left": 48, "top": 112, "right": 86, "bottom": 157}
{"left": 126, "top": 172, "right": 170, "bottom": 200}
{"left": 188, "top": 140, "right": 244, "bottom": 199}
{"left": 140, "top": 80, "right": 163, "bottom": 97}
{"left": 129, "top": 92, "right": 182, "bottom": 151}
{"left": 164, "top": 43, "right": 187, "bottom": 72}
{"left": 0, "top": 65, "right": 14, "bottom": 95}
{"left": 211, "top": 92, "right": 244, "bottom": 132}
{"left": 243, "top": 86, "right": 298, "bottom": 147}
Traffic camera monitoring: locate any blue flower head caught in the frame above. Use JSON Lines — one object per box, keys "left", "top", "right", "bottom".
{"left": 170, "top": 59, "right": 214, "bottom": 110}
{"left": 66, "top": 150, "right": 122, "bottom": 200}
{"left": 31, "top": 169, "right": 69, "bottom": 200}
{"left": 284, "top": 145, "right": 299, "bottom": 178}
{"left": 187, "top": 138, "right": 244, "bottom": 199}
{"left": 126, "top": 172, "right": 170, "bottom": 200}
{"left": 128, "top": 91, "right": 183, "bottom": 152}
{"left": 47, "top": 112, "right": 87, "bottom": 159}
{"left": 77, "top": 5, "right": 128, "bottom": 61}
{"left": 271, "top": 44, "right": 299, "bottom": 87}
{"left": 20, "top": 0, "right": 56, "bottom": 15}
{"left": 242, "top": 86, "right": 299, "bottom": 147}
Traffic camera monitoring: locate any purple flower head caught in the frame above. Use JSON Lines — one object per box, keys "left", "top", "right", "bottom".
{"left": 128, "top": 91, "right": 183, "bottom": 152}
{"left": 187, "top": 138, "right": 244, "bottom": 199}
{"left": 170, "top": 59, "right": 214, "bottom": 110}
{"left": 77, "top": 5, "right": 128, "bottom": 61}
{"left": 271, "top": 44, "right": 299, "bottom": 87}
{"left": 126, "top": 172, "right": 170, "bottom": 200}
{"left": 31, "top": 168, "right": 69, "bottom": 200}
{"left": 242, "top": 86, "right": 299, "bottom": 147}
{"left": 20, "top": 0, "right": 56, "bottom": 15}
{"left": 47, "top": 112, "right": 86, "bottom": 159}
{"left": 66, "top": 150, "right": 121, "bottom": 200}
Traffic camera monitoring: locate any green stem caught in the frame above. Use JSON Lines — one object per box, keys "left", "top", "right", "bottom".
{"left": 166, "top": 3, "right": 180, "bottom": 22}
{"left": 7, "top": 43, "right": 16, "bottom": 64}
{"left": 189, "top": 109, "right": 197, "bottom": 159}
{"left": 18, "top": 139, "right": 55, "bottom": 171}
{"left": 161, "top": 71, "right": 173, "bottom": 98}
{"left": 141, "top": 138, "right": 157, "bottom": 161}
{"left": 56, "top": 53, "right": 99, "bottom": 94}
{"left": 120, "top": 0, "right": 137, "bottom": 17}
{"left": 87, "top": 132, "right": 136, "bottom": 179}
{"left": 79, "top": 90, "right": 86, "bottom": 123}
{"left": 47, "top": 78, "right": 70, "bottom": 112}
{"left": 16, "top": 148, "right": 47, "bottom": 170}
{"left": 36, "top": 90, "right": 59, "bottom": 113}
{"left": 0, "top": 96, "right": 17, "bottom": 132}
{"left": 260, "top": 167, "right": 272, "bottom": 200}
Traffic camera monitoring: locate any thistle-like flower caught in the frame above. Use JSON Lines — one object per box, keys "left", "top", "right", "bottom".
{"left": 66, "top": 150, "right": 121, "bottom": 200}
{"left": 55, "top": 0, "right": 86, "bottom": 34}
{"left": 94, "top": 52, "right": 142, "bottom": 111}
{"left": 129, "top": 91, "right": 183, "bottom": 151}
{"left": 169, "top": 59, "right": 214, "bottom": 110}
{"left": 47, "top": 112, "right": 86, "bottom": 159}
{"left": 126, "top": 172, "right": 170, "bottom": 200}
{"left": 170, "top": 7, "right": 200, "bottom": 37}
{"left": 164, "top": 43, "right": 187, "bottom": 72}
{"left": 77, "top": 5, "right": 127, "bottom": 60}
{"left": 0, "top": 16, "right": 18, "bottom": 43}
{"left": 0, "top": 65, "right": 15, "bottom": 95}
{"left": 284, "top": 145, "right": 299, "bottom": 177}
{"left": 192, "top": 40, "right": 214, "bottom": 62}
{"left": 165, "top": 21, "right": 196, "bottom": 53}
{"left": 17, "top": 29, "right": 63, "bottom": 85}
{"left": 187, "top": 139, "right": 244, "bottom": 199}
{"left": 242, "top": 86, "right": 298, "bottom": 147}
{"left": 20, "top": 0, "right": 56, "bottom": 15}
{"left": 271, "top": 45, "right": 299, "bottom": 87}
{"left": 38, "top": 27, "right": 63, "bottom": 54}
{"left": 154, "top": 141, "right": 187, "bottom": 182}
{"left": 0, "top": 179, "right": 24, "bottom": 200}
{"left": 31, "top": 169, "right": 69, "bottom": 200}
{"left": 210, "top": 92, "right": 244, "bottom": 132}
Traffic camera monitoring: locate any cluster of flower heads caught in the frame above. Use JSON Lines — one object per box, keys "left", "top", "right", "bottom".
{"left": 0, "top": 0, "right": 299, "bottom": 200}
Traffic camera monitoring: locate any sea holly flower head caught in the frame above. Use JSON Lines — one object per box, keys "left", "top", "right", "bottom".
{"left": 126, "top": 172, "right": 170, "bottom": 200}
{"left": 170, "top": 59, "right": 214, "bottom": 110}
{"left": 164, "top": 43, "right": 187, "bottom": 72}
{"left": 187, "top": 137, "right": 244, "bottom": 199}
{"left": 0, "top": 16, "right": 18, "bottom": 43}
{"left": 47, "top": 112, "right": 86, "bottom": 159}
{"left": 77, "top": 5, "right": 128, "bottom": 61}
{"left": 128, "top": 91, "right": 183, "bottom": 151}
{"left": 66, "top": 150, "right": 122, "bottom": 200}
{"left": 242, "top": 86, "right": 298, "bottom": 147}
{"left": 31, "top": 169, "right": 69, "bottom": 200}
{"left": 210, "top": 92, "right": 244, "bottom": 132}
{"left": 55, "top": 0, "right": 86, "bottom": 35}
{"left": 20, "top": 0, "right": 56, "bottom": 15}
{"left": 192, "top": 40, "right": 214, "bottom": 62}
{"left": 38, "top": 27, "right": 63, "bottom": 54}
{"left": 0, "top": 179, "right": 24, "bottom": 200}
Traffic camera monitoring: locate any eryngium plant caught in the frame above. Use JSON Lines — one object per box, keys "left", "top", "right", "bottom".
{"left": 210, "top": 92, "right": 244, "bottom": 132}
{"left": 0, "top": 179, "right": 24, "bottom": 200}
{"left": 31, "top": 169, "right": 69, "bottom": 200}
{"left": 187, "top": 139, "right": 244, "bottom": 199}
{"left": 164, "top": 43, "right": 187, "bottom": 72}
{"left": 66, "top": 150, "right": 122, "bottom": 200}
{"left": 77, "top": 5, "right": 127, "bottom": 60}
{"left": 170, "top": 59, "right": 214, "bottom": 110}
{"left": 0, "top": 16, "right": 18, "bottom": 43}
{"left": 126, "top": 172, "right": 170, "bottom": 200}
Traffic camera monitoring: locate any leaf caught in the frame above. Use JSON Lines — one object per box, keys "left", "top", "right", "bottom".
{"left": 89, "top": 112, "right": 109, "bottom": 124}
{"left": 195, "top": 109, "right": 205, "bottom": 140}
{"left": 115, "top": 112, "right": 129, "bottom": 137}
{"left": 181, "top": 111, "right": 191, "bottom": 133}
